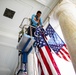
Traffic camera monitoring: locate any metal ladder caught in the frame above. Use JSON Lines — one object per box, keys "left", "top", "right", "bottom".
{"left": 15, "top": 17, "right": 36, "bottom": 75}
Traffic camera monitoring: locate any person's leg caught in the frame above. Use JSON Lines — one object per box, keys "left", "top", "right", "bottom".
{"left": 32, "top": 28, "right": 35, "bottom": 37}
{"left": 27, "top": 26, "right": 35, "bottom": 37}
{"left": 27, "top": 26, "right": 30, "bottom": 35}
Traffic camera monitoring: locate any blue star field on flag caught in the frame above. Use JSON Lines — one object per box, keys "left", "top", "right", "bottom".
{"left": 46, "top": 24, "right": 65, "bottom": 53}
{"left": 34, "top": 26, "right": 47, "bottom": 48}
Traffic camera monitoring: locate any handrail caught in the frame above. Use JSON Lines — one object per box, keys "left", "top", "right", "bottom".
{"left": 19, "top": 17, "right": 37, "bottom": 38}
{"left": 19, "top": 17, "right": 31, "bottom": 29}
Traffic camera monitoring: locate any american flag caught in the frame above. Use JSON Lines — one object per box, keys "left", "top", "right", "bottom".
{"left": 45, "top": 24, "right": 70, "bottom": 61}
{"left": 34, "top": 26, "right": 61, "bottom": 75}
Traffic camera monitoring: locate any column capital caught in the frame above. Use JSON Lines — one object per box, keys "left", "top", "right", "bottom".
{"left": 54, "top": 0, "right": 76, "bottom": 19}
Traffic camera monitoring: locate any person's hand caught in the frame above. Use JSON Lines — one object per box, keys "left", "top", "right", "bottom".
{"left": 34, "top": 17, "right": 39, "bottom": 22}
{"left": 41, "top": 25, "right": 43, "bottom": 27}
{"left": 36, "top": 19, "right": 40, "bottom": 23}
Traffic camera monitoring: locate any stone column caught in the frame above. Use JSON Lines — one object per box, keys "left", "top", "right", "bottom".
{"left": 54, "top": 0, "right": 76, "bottom": 72}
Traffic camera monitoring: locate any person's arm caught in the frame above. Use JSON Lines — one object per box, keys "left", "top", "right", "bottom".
{"left": 31, "top": 14, "right": 38, "bottom": 27}
{"left": 40, "top": 18, "right": 43, "bottom": 26}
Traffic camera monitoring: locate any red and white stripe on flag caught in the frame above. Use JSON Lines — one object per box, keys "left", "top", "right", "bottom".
{"left": 57, "top": 44, "right": 70, "bottom": 61}
{"left": 37, "top": 46, "right": 61, "bottom": 75}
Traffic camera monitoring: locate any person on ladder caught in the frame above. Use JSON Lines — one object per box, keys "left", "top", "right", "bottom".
{"left": 28, "top": 10, "right": 43, "bottom": 37}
